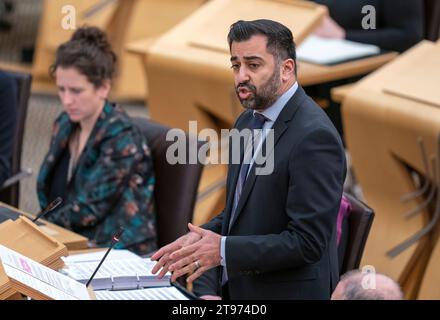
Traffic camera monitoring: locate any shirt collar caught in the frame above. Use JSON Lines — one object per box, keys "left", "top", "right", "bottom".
{"left": 254, "top": 81, "right": 298, "bottom": 123}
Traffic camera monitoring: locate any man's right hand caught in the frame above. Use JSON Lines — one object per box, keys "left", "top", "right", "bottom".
{"left": 151, "top": 230, "right": 201, "bottom": 278}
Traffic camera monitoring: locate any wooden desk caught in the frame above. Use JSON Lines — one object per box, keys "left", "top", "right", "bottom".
{"left": 342, "top": 40, "right": 440, "bottom": 299}
{"left": 30, "top": 0, "right": 205, "bottom": 101}
{"left": 0, "top": 202, "right": 88, "bottom": 250}
{"left": 330, "top": 84, "right": 354, "bottom": 104}
{"left": 299, "top": 51, "right": 397, "bottom": 87}
{"left": 129, "top": 0, "right": 326, "bottom": 129}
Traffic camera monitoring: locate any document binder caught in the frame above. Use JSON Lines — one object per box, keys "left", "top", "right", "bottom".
{"left": 62, "top": 254, "right": 171, "bottom": 291}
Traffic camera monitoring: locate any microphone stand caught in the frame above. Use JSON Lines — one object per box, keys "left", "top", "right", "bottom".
{"left": 86, "top": 227, "right": 125, "bottom": 288}
{"left": 32, "top": 197, "right": 63, "bottom": 223}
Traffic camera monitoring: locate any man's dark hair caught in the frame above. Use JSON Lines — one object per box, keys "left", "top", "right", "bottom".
{"left": 227, "top": 19, "right": 297, "bottom": 76}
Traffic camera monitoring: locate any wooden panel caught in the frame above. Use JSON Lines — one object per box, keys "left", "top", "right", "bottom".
{"left": 382, "top": 44, "right": 440, "bottom": 108}
{"left": 342, "top": 40, "right": 440, "bottom": 298}
{"left": 32, "top": 0, "right": 205, "bottom": 100}
{"left": 0, "top": 202, "right": 88, "bottom": 250}
{"left": 187, "top": 0, "right": 326, "bottom": 53}
{"left": 330, "top": 83, "right": 354, "bottom": 103}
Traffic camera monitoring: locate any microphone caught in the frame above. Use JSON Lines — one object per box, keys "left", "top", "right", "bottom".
{"left": 32, "top": 197, "right": 63, "bottom": 223}
{"left": 86, "top": 227, "right": 125, "bottom": 288}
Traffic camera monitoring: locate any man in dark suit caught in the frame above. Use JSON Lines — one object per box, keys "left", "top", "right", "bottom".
{"left": 152, "top": 19, "right": 346, "bottom": 300}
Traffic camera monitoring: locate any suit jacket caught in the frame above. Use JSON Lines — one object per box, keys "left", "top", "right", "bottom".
{"left": 37, "top": 102, "right": 157, "bottom": 255}
{"left": 193, "top": 85, "right": 346, "bottom": 299}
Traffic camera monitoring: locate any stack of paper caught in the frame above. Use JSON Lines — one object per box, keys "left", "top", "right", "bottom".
{"left": 297, "top": 35, "right": 381, "bottom": 65}
{"left": 61, "top": 250, "right": 171, "bottom": 291}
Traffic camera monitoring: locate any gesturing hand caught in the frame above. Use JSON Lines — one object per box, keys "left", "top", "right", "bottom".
{"left": 168, "top": 223, "right": 222, "bottom": 284}
{"left": 151, "top": 227, "right": 201, "bottom": 278}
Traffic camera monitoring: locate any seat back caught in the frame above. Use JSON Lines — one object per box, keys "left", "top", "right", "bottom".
{"left": 131, "top": 117, "right": 204, "bottom": 248}
{"left": 338, "top": 193, "right": 375, "bottom": 275}
{"left": 424, "top": 0, "right": 440, "bottom": 41}
{"left": 0, "top": 70, "right": 32, "bottom": 207}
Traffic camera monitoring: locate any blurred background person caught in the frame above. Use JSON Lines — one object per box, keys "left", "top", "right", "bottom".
{"left": 310, "top": 0, "right": 423, "bottom": 53}
{"left": 37, "top": 26, "right": 157, "bottom": 255}
{"left": 332, "top": 269, "right": 404, "bottom": 300}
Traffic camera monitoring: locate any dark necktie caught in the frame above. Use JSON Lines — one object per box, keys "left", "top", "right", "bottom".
{"left": 222, "top": 112, "right": 267, "bottom": 285}
{"left": 229, "top": 112, "right": 267, "bottom": 231}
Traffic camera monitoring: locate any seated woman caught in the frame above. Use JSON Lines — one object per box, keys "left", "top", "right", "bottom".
{"left": 37, "top": 26, "right": 157, "bottom": 255}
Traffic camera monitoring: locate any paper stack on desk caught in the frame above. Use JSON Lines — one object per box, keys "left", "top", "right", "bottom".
{"left": 297, "top": 35, "right": 381, "bottom": 65}
{"left": 61, "top": 250, "right": 171, "bottom": 291}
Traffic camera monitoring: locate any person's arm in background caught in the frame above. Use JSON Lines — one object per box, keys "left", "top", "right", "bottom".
{"left": 344, "top": 0, "right": 424, "bottom": 52}
{"left": 0, "top": 72, "right": 17, "bottom": 186}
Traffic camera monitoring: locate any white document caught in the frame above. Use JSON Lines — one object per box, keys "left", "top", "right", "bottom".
{"left": 297, "top": 35, "right": 381, "bottom": 65}
{"left": 62, "top": 249, "right": 141, "bottom": 263}
{"left": 0, "top": 244, "right": 91, "bottom": 300}
{"left": 61, "top": 257, "right": 170, "bottom": 290}
{"left": 95, "top": 286, "right": 189, "bottom": 300}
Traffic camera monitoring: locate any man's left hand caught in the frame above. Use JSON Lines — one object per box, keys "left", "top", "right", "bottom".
{"left": 168, "top": 223, "right": 222, "bottom": 283}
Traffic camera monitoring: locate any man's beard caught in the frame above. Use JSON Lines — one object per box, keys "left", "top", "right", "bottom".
{"left": 236, "top": 68, "right": 281, "bottom": 111}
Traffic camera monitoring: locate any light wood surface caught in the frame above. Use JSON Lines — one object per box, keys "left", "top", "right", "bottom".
{"left": 330, "top": 83, "right": 354, "bottom": 103}
{"left": 342, "top": 40, "right": 440, "bottom": 299}
{"left": 381, "top": 45, "right": 440, "bottom": 108}
{"left": 298, "top": 51, "right": 397, "bottom": 86}
{"left": 131, "top": 0, "right": 326, "bottom": 129}
{"left": 0, "top": 202, "right": 88, "bottom": 250}
{"left": 31, "top": 0, "right": 205, "bottom": 100}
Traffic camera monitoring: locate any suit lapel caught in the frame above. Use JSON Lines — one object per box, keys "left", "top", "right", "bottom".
{"left": 228, "top": 85, "right": 307, "bottom": 231}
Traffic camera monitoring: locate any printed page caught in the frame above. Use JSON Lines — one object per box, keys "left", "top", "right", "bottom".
{"left": 61, "top": 257, "right": 170, "bottom": 288}
{"left": 297, "top": 35, "right": 380, "bottom": 65}
{"left": 95, "top": 286, "right": 189, "bottom": 300}
{"left": 63, "top": 258, "right": 158, "bottom": 279}
{"left": 0, "top": 245, "right": 91, "bottom": 300}
{"left": 63, "top": 249, "right": 141, "bottom": 263}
